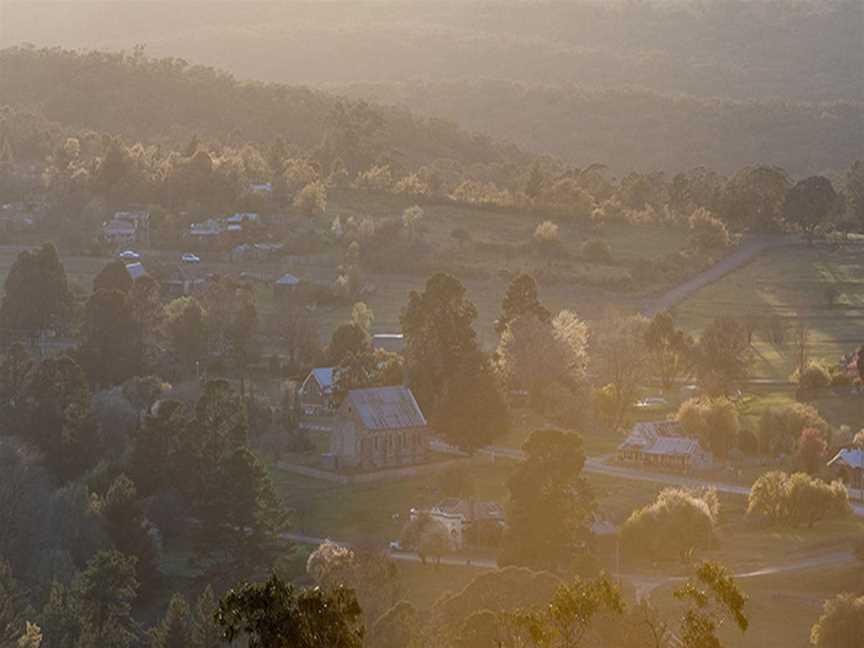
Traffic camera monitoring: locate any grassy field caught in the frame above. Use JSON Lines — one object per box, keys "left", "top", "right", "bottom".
{"left": 674, "top": 238, "right": 864, "bottom": 380}
{"left": 258, "top": 189, "right": 691, "bottom": 346}
{"left": 268, "top": 456, "right": 517, "bottom": 546}
{"left": 652, "top": 563, "right": 864, "bottom": 648}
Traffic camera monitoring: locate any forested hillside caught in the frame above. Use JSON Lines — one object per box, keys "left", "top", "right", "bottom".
{"left": 4, "top": 0, "right": 861, "bottom": 175}
{"left": 4, "top": 1, "right": 862, "bottom": 101}
{"left": 0, "top": 47, "right": 529, "bottom": 176}
{"left": 337, "top": 80, "right": 864, "bottom": 175}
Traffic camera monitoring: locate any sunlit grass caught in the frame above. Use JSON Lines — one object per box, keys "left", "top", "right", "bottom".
{"left": 675, "top": 241, "right": 864, "bottom": 380}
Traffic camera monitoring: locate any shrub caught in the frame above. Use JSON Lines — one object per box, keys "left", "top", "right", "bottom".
{"left": 622, "top": 488, "right": 717, "bottom": 561}
{"left": 829, "top": 366, "right": 853, "bottom": 387}
{"left": 355, "top": 164, "right": 393, "bottom": 192}
{"left": 688, "top": 207, "right": 730, "bottom": 250}
{"left": 797, "top": 361, "right": 832, "bottom": 391}
{"left": 581, "top": 238, "right": 613, "bottom": 264}
{"left": 748, "top": 471, "right": 848, "bottom": 527}
{"left": 589, "top": 207, "right": 606, "bottom": 231}
{"left": 676, "top": 397, "right": 739, "bottom": 461}
{"left": 293, "top": 181, "right": 327, "bottom": 217}
{"left": 758, "top": 403, "right": 829, "bottom": 455}
{"left": 392, "top": 173, "right": 430, "bottom": 197}
{"left": 810, "top": 593, "right": 864, "bottom": 648}
{"left": 797, "top": 427, "right": 827, "bottom": 475}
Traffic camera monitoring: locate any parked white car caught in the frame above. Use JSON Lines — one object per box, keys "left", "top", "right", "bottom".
{"left": 118, "top": 250, "right": 140, "bottom": 260}
{"left": 634, "top": 396, "right": 670, "bottom": 410}
{"left": 181, "top": 253, "right": 201, "bottom": 264}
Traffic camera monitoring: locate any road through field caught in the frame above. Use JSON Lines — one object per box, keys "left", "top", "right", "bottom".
{"left": 641, "top": 234, "right": 798, "bottom": 317}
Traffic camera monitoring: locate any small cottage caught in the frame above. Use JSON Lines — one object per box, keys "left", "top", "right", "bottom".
{"left": 298, "top": 367, "right": 335, "bottom": 415}
{"left": 618, "top": 420, "right": 713, "bottom": 471}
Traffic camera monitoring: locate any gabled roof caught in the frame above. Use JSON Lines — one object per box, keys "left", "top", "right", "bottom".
{"left": 828, "top": 448, "right": 864, "bottom": 470}
{"left": 311, "top": 367, "right": 334, "bottom": 393}
{"left": 640, "top": 436, "right": 703, "bottom": 457}
{"left": 619, "top": 419, "right": 705, "bottom": 457}
{"left": 275, "top": 273, "right": 300, "bottom": 286}
{"left": 345, "top": 386, "right": 426, "bottom": 431}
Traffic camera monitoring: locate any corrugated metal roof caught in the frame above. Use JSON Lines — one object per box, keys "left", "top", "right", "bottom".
{"left": 641, "top": 436, "right": 702, "bottom": 456}
{"left": 312, "top": 367, "right": 334, "bottom": 391}
{"left": 276, "top": 273, "right": 300, "bottom": 286}
{"left": 828, "top": 448, "right": 864, "bottom": 470}
{"left": 125, "top": 262, "right": 146, "bottom": 281}
{"left": 346, "top": 386, "right": 427, "bottom": 430}
{"left": 619, "top": 419, "right": 705, "bottom": 457}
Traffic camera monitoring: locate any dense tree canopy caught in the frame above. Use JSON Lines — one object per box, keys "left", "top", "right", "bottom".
{"left": 501, "top": 429, "right": 594, "bottom": 573}
{"left": 0, "top": 243, "right": 73, "bottom": 336}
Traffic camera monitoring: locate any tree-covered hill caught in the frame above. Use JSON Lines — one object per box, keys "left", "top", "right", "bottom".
{"left": 0, "top": 46, "right": 531, "bottom": 175}
{"left": 336, "top": 79, "right": 864, "bottom": 176}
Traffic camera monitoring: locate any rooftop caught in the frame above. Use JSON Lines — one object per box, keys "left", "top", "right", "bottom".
{"left": 828, "top": 448, "right": 864, "bottom": 470}
{"left": 275, "top": 273, "right": 300, "bottom": 286}
{"left": 619, "top": 419, "right": 705, "bottom": 457}
{"left": 311, "top": 367, "right": 335, "bottom": 392}
{"left": 345, "top": 386, "right": 427, "bottom": 431}
{"left": 125, "top": 262, "right": 147, "bottom": 281}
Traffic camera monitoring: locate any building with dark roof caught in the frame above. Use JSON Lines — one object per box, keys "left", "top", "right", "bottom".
{"left": 329, "top": 386, "right": 429, "bottom": 469}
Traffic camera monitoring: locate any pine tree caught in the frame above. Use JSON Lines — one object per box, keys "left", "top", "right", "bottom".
{"left": 150, "top": 595, "right": 192, "bottom": 648}
{"left": 191, "top": 587, "right": 221, "bottom": 648}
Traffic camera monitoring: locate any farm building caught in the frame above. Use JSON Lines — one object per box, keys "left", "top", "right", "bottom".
{"left": 298, "top": 367, "right": 335, "bottom": 415}
{"left": 328, "top": 386, "right": 429, "bottom": 470}
{"left": 618, "top": 420, "right": 713, "bottom": 471}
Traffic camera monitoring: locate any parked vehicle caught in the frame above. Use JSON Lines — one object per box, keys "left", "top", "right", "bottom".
{"left": 634, "top": 396, "right": 669, "bottom": 410}
{"left": 181, "top": 253, "right": 201, "bottom": 264}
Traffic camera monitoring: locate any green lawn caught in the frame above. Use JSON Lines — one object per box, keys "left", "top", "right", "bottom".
{"left": 268, "top": 457, "right": 517, "bottom": 544}
{"left": 674, "top": 239, "right": 864, "bottom": 380}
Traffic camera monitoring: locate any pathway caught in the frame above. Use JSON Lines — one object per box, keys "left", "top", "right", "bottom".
{"left": 641, "top": 235, "right": 797, "bottom": 317}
